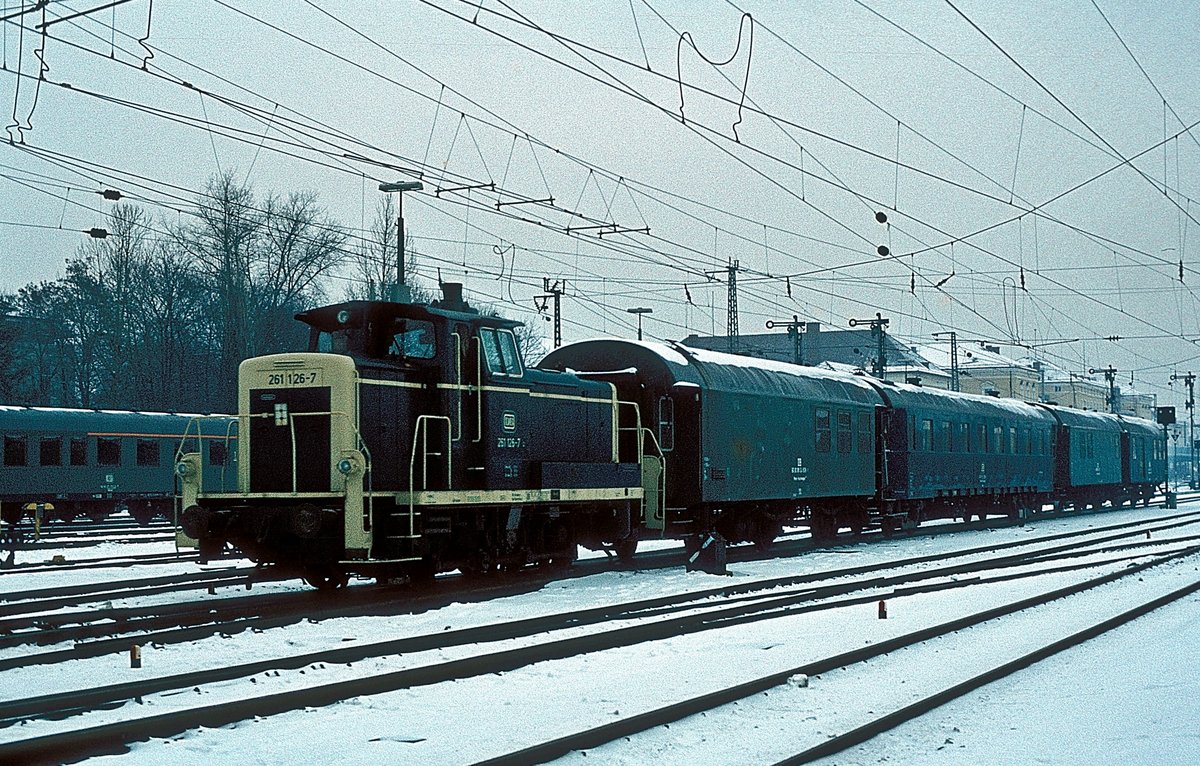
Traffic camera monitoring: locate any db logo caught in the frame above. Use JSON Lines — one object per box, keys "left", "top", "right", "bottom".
{"left": 502, "top": 411, "right": 517, "bottom": 432}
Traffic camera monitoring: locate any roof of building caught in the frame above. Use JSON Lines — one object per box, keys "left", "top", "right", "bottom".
{"left": 680, "top": 324, "right": 933, "bottom": 372}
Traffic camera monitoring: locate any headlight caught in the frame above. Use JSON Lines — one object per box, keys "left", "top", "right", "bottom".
{"left": 175, "top": 462, "right": 192, "bottom": 478}
{"left": 337, "top": 458, "right": 354, "bottom": 475}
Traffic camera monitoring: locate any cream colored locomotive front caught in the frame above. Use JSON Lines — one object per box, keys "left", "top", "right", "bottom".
{"left": 178, "top": 352, "right": 372, "bottom": 555}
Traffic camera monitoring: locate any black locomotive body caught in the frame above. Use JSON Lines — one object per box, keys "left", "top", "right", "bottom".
{"left": 177, "top": 286, "right": 1166, "bottom": 587}
{"left": 180, "top": 285, "right": 646, "bottom": 587}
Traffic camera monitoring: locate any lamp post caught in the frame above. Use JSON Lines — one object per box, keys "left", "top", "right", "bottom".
{"left": 626, "top": 307, "right": 652, "bottom": 340}
{"left": 378, "top": 180, "right": 424, "bottom": 302}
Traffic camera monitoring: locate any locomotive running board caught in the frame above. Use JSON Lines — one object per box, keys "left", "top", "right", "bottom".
{"left": 392, "top": 487, "right": 642, "bottom": 506}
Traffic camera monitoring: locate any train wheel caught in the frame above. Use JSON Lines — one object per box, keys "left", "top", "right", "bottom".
{"left": 809, "top": 513, "right": 836, "bottom": 544}
{"left": 130, "top": 504, "right": 155, "bottom": 526}
{"left": 461, "top": 552, "right": 498, "bottom": 579}
{"left": 304, "top": 568, "right": 349, "bottom": 590}
{"left": 614, "top": 539, "right": 638, "bottom": 563}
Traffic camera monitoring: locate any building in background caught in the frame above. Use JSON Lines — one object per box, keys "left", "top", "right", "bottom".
{"left": 681, "top": 323, "right": 951, "bottom": 388}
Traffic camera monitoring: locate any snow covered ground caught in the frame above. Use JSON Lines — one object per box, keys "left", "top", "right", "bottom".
{"left": 3, "top": 503, "right": 1199, "bottom": 765}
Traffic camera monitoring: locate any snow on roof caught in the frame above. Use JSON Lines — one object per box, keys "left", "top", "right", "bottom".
{"left": 676, "top": 343, "right": 879, "bottom": 392}
{"left": 1042, "top": 403, "right": 1122, "bottom": 426}
{"left": 886, "top": 379, "right": 1054, "bottom": 418}
{"left": 571, "top": 338, "right": 692, "bottom": 367}
{"left": 915, "top": 341, "right": 1033, "bottom": 372}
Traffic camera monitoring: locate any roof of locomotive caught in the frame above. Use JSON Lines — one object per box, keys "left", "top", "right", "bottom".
{"left": 541, "top": 339, "right": 883, "bottom": 406}
{"left": 296, "top": 299, "right": 522, "bottom": 332}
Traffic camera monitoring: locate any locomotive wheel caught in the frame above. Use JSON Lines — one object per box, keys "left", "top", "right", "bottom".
{"left": 752, "top": 530, "right": 777, "bottom": 551}
{"left": 304, "top": 568, "right": 349, "bottom": 590}
{"left": 614, "top": 539, "right": 638, "bottom": 563}
{"left": 461, "top": 553, "right": 498, "bottom": 579}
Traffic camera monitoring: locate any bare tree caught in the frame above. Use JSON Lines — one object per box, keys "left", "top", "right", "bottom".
{"left": 171, "top": 172, "right": 347, "bottom": 394}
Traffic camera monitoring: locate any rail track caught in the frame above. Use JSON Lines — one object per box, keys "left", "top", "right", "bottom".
{"left": 470, "top": 548, "right": 1200, "bottom": 765}
{"left": 3, "top": 502, "right": 1198, "bottom": 665}
{"left": 1, "top": 510, "right": 1197, "bottom": 764}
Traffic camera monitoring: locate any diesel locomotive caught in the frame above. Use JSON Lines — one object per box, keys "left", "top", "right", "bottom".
{"left": 176, "top": 284, "right": 1166, "bottom": 587}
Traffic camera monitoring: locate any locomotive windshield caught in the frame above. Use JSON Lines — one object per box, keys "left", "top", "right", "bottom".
{"left": 386, "top": 319, "right": 436, "bottom": 360}
{"left": 313, "top": 318, "right": 436, "bottom": 361}
{"left": 481, "top": 327, "right": 523, "bottom": 377}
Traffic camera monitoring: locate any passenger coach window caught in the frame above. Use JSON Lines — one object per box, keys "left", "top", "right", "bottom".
{"left": 919, "top": 419, "right": 933, "bottom": 452}
{"left": 815, "top": 409, "right": 831, "bottom": 453}
{"left": 210, "top": 440, "right": 228, "bottom": 467}
{"left": 993, "top": 426, "right": 1005, "bottom": 454}
{"left": 958, "top": 422, "right": 970, "bottom": 453}
{"left": 70, "top": 438, "right": 88, "bottom": 466}
{"left": 98, "top": 437, "right": 121, "bottom": 466}
{"left": 136, "top": 439, "right": 160, "bottom": 467}
{"left": 856, "top": 412, "right": 872, "bottom": 453}
{"left": 836, "top": 411, "right": 852, "bottom": 454}
{"left": 40, "top": 437, "right": 62, "bottom": 466}
{"left": 3, "top": 435, "right": 27, "bottom": 466}
{"left": 657, "top": 397, "right": 674, "bottom": 452}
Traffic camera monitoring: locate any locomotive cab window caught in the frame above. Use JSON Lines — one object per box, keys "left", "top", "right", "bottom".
{"left": 210, "top": 440, "right": 228, "bottom": 467}
{"left": 386, "top": 319, "right": 436, "bottom": 360}
{"left": 3, "top": 435, "right": 27, "bottom": 467}
{"left": 480, "top": 328, "right": 523, "bottom": 377}
{"left": 315, "top": 326, "right": 363, "bottom": 355}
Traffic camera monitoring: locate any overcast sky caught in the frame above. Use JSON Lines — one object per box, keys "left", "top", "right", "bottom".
{"left": 2, "top": 0, "right": 1199, "bottom": 408}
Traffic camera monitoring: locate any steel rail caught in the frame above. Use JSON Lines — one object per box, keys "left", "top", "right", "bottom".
{"left": 0, "top": 541, "right": 1183, "bottom": 728}
{"left": 773, "top": 577, "right": 1200, "bottom": 765}
{"left": 468, "top": 547, "right": 1200, "bottom": 766}
{"left": 0, "top": 536, "right": 1193, "bottom": 757}
{"left": 4, "top": 508, "right": 1198, "bottom": 663}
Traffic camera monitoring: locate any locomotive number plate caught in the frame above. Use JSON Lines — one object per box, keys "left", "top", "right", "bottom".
{"left": 265, "top": 370, "right": 321, "bottom": 386}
